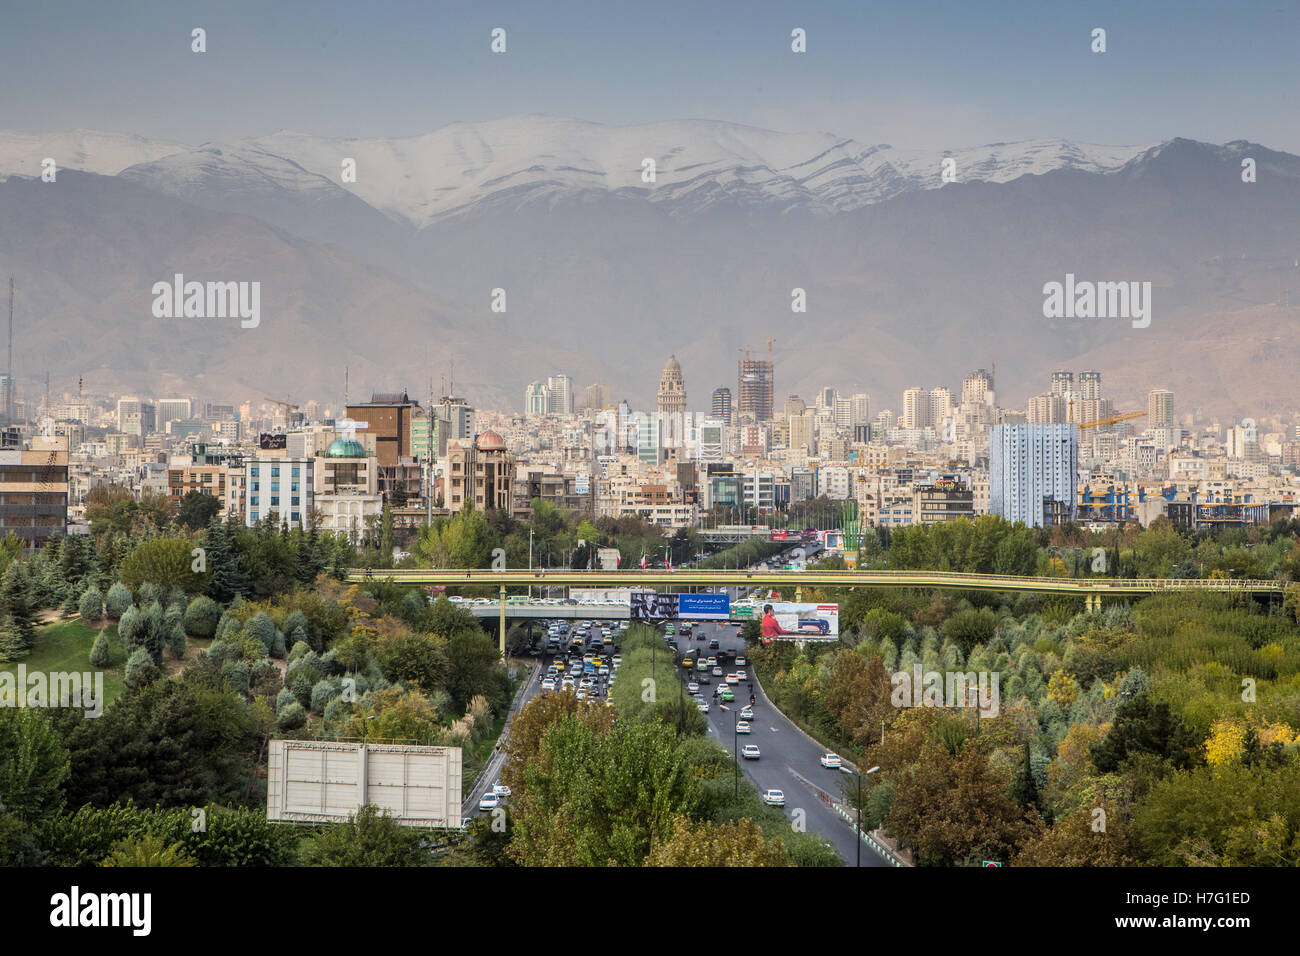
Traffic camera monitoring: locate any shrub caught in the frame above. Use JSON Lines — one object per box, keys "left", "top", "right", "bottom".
{"left": 142, "top": 601, "right": 165, "bottom": 665}
{"left": 270, "top": 629, "right": 287, "bottom": 659}
{"left": 124, "top": 647, "right": 160, "bottom": 688}
{"left": 245, "top": 611, "right": 276, "bottom": 654}
{"left": 275, "top": 687, "right": 296, "bottom": 715}
{"left": 167, "top": 619, "right": 187, "bottom": 660}
{"left": 288, "top": 640, "right": 311, "bottom": 663}
{"left": 220, "top": 660, "right": 250, "bottom": 697}
{"left": 78, "top": 586, "right": 104, "bottom": 621}
{"left": 89, "top": 631, "right": 111, "bottom": 668}
{"left": 311, "top": 679, "right": 341, "bottom": 714}
{"left": 104, "top": 582, "right": 133, "bottom": 620}
{"left": 139, "top": 582, "right": 162, "bottom": 606}
{"left": 183, "top": 596, "right": 221, "bottom": 639}
{"left": 250, "top": 657, "right": 280, "bottom": 689}
{"left": 277, "top": 701, "right": 306, "bottom": 730}
{"left": 290, "top": 671, "right": 313, "bottom": 710}
{"left": 205, "top": 640, "right": 231, "bottom": 667}
{"left": 117, "top": 606, "right": 142, "bottom": 650}
{"left": 283, "top": 610, "right": 309, "bottom": 643}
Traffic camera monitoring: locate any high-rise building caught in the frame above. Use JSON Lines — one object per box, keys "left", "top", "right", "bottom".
{"left": 657, "top": 355, "right": 687, "bottom": 416}
{"left": 783, "top": 395, "right": 806, "bottom": 418}
{"left": 583, "top": 383, "right": 610, "bottom": 412}
{"left": 1079, "top": 371, "right": 1102, "bottom": 400}
{"left": 990, "top": 423, "right": 1078, "bottom": 527}
{"left": 438, "top": 396, "right": 474, "bottom": 442}
{"left": 245, "top": 457, "right": 314, "bottom": 529}
{"left": 961, "top": 369, "right": 994, "bottom": 406}
{"left": 849, "top": 393, "right": 871, "bottom": 425}
{"left": 818, "top": 386, "right": 838, "bottom": 411}
{"left": 711, "top": 387, "right": 732, "bottom": 425}
{"left": 1148, "top": 389, "right": 1175, "bottom": 428}
{"left": 1027, "top": 393, "right": 1067, "bottom": 424}
{"left": 1051, "top": 371, "right": 1074, "bottom": 398}
{"left": 547, "top": 374, "right": 573, "bottom": 415}
{"left": 901, "top": 387, "right": 931, "bottom": 429}
{"left": 156, "top": 398, "right": 192, "bottom": 432}
{"left": 347, "top": 391, "right": 425, "bottom": 498}
{"left": 525, "top": 381, "right": 549, "bottom": 415}
{"left": 929, "top": 387, "right": 952, "bottom": 424}
{"left": 737, "top": 357, "right": 774, "bottom": 422}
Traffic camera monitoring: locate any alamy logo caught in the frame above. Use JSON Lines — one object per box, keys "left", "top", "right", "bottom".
{"left": 0, "top": 665, "right": 103, "bottom": 717}
{"left": 152, "top": 273, "right": 260, "bottom": 328}
{"left": 1042, "top": 273, "right": 1151, "bottom": 329}
{"left": 50, "top": 886, "right": 151, "bottom": 936}
{"left": 890, "top": 665, "right": 1000, "bottom": 717}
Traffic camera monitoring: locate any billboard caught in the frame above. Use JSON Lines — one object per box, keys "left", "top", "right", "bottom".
{"left": 762, "top": 603, "right": 839, "bottom": 639}
{"left": 630, "top": 591, "right": 679, "bottom": 620}
{"left": 676, "top": 593, "right": 731, "bottom": 620}
{"left": 267, "top": 740, "right": 463, "bottom": 828}
{"left": 630, "top": 592, "right": 731, "bottom": 620}
{"left": 258, "top": 432, "right": 287, "bottom": 449}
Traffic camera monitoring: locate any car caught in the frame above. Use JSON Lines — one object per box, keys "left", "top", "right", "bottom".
{"left": 736, "top": 670, "right": 747, "bottom": 680}
{"left": 698, "top": 673, "right": 711, "bottom": 685}
{"left": 478, "top": 792, "right": 500, "bottom": 811}
{"left": 740, "top": 705, "right": 754, "bottom": 720}
{"left": 598, "top": 665, "right": 609, "bottom": 677}
{"left": 742, "top": 744, "right": 761, "bottom": 760}
{"left": 712, "top": 666, "right": 723, "bottom": 677}
{"left": 797, "top": 618, "right": 831, "bottom": 634}
{"left": 719, "top": 687, "right": 735, "bottom": 702}
{"left": 820, "top": 753, "right": 842, "bottom": 769}
{"left": 709, "top": 639, "right": 720, "bottom": 650}
{"left": 687, "top": 682, "right": 700, "bottom": 693}
{"left": 707, "top": 657, "right": 718, "bottom": 667}
{"left": 762, "top": 789, "right": 784, "bottom": 807}
{"left": 493, "top": 783, "right": 512, "bottom": 797}
{"left": 736, "top": 720, "right": 752, "bottom": 734}
{"left": 611, "top": 655, "right": 622, "bottom": 665}
{"left": 726, "top": 673, "right": 740, "bottom": 685}
{"left": 697, "top": 701, "right": 709, "bottom": 713}
{"left": 665, "top": 624, "right": 675, "bottom": 635}
{"left": 541, "top": 679, "right": 556, "bottom": 692}
{"left": 735, "top": 656, "right": 747, "bottom": 666}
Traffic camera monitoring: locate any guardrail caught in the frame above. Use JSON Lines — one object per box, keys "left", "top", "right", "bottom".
{"left": 346, "top": 567, "right": 1283, "bottom": 595}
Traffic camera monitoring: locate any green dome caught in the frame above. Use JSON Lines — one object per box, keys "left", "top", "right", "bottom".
{"left": 326, "top": 438, "right": 365, "bottom": 458}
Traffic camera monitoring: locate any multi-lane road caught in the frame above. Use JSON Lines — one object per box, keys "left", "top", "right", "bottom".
{"left": 684, "top": 619, "right": 891, "bottom": 866}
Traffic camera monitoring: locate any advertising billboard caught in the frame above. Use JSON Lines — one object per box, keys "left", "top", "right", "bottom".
{"left": 762, "top": 603, "right": 839, "bottom": 639}
{"left": 258, "top": 432, "right": 288, "bottom": 449}
{"left": 676, "top": 593, "right": 731, "bottom": 620}
{"left": 267, "top": 740, "right": 463, "bottom": 828}
{"left": 630, "top": 592, "right": 732, "bottom": 620}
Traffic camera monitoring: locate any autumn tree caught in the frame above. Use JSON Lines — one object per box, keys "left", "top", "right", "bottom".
{"left": 646, "top": 815, "right": 790, "bottom": 867}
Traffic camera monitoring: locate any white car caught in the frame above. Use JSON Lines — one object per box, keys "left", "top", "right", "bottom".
{"left": 820, "top": 753, "right": 842, "bottom": 769}
{"left": 742, "top": 744, "right": 761, "bottom": 760}
{"left": 493, "top": 783, "right": 512, "bottom": 797}
{"left": 726, "top": 674, "right": 740, "bottom": 685}
{"left": 697, "top": 701, "right": 710, "bottom": 713}
{"left": 740, "top": 705, "right": 754, "bottom": 720}
{"left": 478, "top": 792, "right": 500, "bottom": 811}
{"left": 541, "top": 679, "right": 556, "bottom": 692}
{"left": 736, "top": 670, "right": 747, "bottom": 680}
{"left": 687, "top": 682, "right": 700, "bottom": 694}
{"left": 735, "top": 720, "right": 752, "bottom": 734}
{"left": 762, "top": 789, "right": 785, "bottom": 807}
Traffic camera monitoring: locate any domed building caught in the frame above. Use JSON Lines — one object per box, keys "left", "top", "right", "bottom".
{"left": 657, "top": 355, "right": 687, "bottom": 417}
{"left": 445, "top": 429, "right": 515, "bottom": 513}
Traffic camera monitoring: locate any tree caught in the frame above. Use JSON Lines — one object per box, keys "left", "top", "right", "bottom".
{"left": 182, "top": 595, "right": 221, "bottom": 638}
{"left": 1090, "top": 695, "right": 1197, "bottom": 774}
{"left": 0, "top": 560, "right": 36, "bottom": 651}
{"left": 1013, "top": 802, "right": 1137, "bottom": 866}
{"left": 119, "top": 537, "right": 207, "bottom": 594}
{"left": 0, "top": 708, "right": 70, "bottom": 821}
{"left": 78, "top": 585, "right": 104, "bottom": 621}
{"left": 177, "top": 490, "right": 222, "bottom": 531}
{"left": 104, "top": 582, "right": 133, "bottom": 619}
{"left": 101, "top": 832, "right": 196, "bottom": 867}
{"left": 445, "top": 628, "right": 505, "bottom": 713}
{"left": 501, "top": 692, "right": 616, "bottom": 793}
{"left": 89, "top": 631, "right": 111, "bottom": 668}
{"left": 300, "top": 805, "right": 430, "bottom": 866}
{"left": 124, "top": 647, "right": 161, "bottom": 688}
{"left": 647, "top": 815, "right": 789, "bottom": 867}
{"left": 202, "top": 518, "right": 248, "bottom": 603}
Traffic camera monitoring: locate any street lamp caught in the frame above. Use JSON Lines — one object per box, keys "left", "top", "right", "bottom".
{"left": 528, "top": 530, "right": 534, "bottom": 600}
{"left": 840, "top": 764, "right": 880, "bottom": 868}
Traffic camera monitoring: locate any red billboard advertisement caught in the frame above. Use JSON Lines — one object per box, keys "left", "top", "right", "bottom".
{"left": 770, "top": 529, "right": 789, "bottom": 542}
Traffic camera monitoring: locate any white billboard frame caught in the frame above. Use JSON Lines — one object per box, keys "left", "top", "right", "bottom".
{"left": 267, "top": 739, "right": 464, "bottom": 829}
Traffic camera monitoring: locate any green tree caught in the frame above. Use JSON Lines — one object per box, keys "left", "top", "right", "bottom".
{"left": 0, "top": 560, "right": 36, "bottom": 651}
{"left": 119, "top": 537, "right": 207, "bottom": 594}
{"left": 89, "top": 630, "right": 111, "bottom": 668}
{"left": 177, "top": 490, "right": 222, "bottom": 531}
{"left": 0, "top": 708, "right": 70, "bottom": 821}
{"left": 101, "top": 832, "right": 196, "bottom": 867}
{"left": 78, "top": 584, "right": 104, "bottom": 621}
{"left": 1090, "top": 695, "right": 1198, "bottom": 774}
{"left": 300, "top": 805, "right": 431, "bottom": 866}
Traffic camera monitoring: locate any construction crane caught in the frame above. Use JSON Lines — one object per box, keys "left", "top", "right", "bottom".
{"left": 1079, "top": 410, "right": 1146, "bottom": 430}
{"left": 738, "top": 337, "right": 777, "bottom": 365}
{"left": 263, "top": 395, "right": 300, "bottom": 415}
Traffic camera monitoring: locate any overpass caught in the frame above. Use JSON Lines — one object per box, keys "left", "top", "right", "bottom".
{"left": 345, "top": 567, "right": 1282, "bottom": 653}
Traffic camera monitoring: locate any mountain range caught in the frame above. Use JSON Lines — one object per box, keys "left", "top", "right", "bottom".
{"left": 0, "top": 116, "right": 1296, "bottom": 422}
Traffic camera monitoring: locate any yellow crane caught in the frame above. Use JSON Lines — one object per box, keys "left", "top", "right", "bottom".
{"left": 263, "top": 395, "right": 300, "bottom": 415}
{"left": 1070, "top": 400, "right": 1146, "bottom": 430}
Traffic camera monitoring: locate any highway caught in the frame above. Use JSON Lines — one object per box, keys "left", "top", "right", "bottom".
{"left": 685, "top": 619, "right": 891, "bottom": 867}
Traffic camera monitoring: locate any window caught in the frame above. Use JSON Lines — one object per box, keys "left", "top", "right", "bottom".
{"left": 250, "top": 512, "right": 259, "bottom": 522}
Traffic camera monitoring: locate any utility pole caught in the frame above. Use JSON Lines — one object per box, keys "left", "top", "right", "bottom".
{"left": 5, "top": 277, "right": 12, "bottom": 424}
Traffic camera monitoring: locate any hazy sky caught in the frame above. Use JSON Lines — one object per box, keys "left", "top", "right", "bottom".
{"left": 3, "top": 0, "right": 1298, "bottom": 151}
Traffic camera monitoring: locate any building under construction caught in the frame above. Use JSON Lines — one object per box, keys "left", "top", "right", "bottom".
{"left": 737, "top": 340, "right": 774, "bottom": 422}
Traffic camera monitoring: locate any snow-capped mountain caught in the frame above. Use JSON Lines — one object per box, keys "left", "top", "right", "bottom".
{"left": 0, "top": 116, "right": 1153, "bottom": 227}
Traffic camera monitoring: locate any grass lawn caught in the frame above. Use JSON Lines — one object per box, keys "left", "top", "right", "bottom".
{"left": 1, "top": 616, "right": 127, "bottom": 706}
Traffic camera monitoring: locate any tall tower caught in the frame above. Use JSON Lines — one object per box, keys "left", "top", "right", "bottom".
{"left": 737, "top": 343, "right": 774, "bottom": 422}
{"left": 657, "top": 355, "right": 687, "bottom": 416}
